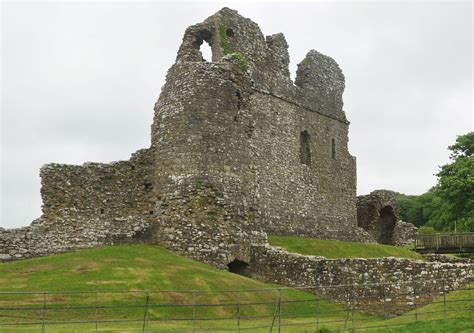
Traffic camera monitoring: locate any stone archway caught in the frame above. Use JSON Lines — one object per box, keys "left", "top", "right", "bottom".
{"left": 375, "top": 205, "right": 397, "bottom": 245}
{"left": 227, "top": 259, "right": 249, "bottom": 276}
{"left": 357, "top": 190, "right": 404, "bottom": 245}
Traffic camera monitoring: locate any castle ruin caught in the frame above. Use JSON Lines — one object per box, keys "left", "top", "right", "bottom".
{"left": 1, "top": 8, "right": 471, "bottom": 310}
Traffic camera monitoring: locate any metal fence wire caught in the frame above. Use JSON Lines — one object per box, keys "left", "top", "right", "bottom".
{"left": 0, "top": 281, "right": 472, "bottom": 332}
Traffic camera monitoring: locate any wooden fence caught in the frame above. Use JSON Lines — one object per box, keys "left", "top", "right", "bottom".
{"left": 414, "top": 233, "right": 474, "bottom": 253}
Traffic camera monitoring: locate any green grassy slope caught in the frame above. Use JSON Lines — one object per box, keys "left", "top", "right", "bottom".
{"left": 269, "top": 236, "right": 424, "bottom": 260}
{"left": 0, "top": 244, "right": 267, "bottom": 292}
{"left": 0, "top": 245, "right": 355, "bottom": 332}
{"left": 0, "top": 244, "right": 470, "bottom": 332}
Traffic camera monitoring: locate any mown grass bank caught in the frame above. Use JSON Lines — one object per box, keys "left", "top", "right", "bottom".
{"left": 269, "top": 236, "right": 424, "bottom": 260}
{"left": 0, "top": 244, "right": 470, "bottom": 332}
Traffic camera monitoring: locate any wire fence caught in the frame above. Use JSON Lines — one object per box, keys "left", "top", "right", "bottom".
{"left": 0, "top": 281, "right": 472, "bottom": 332}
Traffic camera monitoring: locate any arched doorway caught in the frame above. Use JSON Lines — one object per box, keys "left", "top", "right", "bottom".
{"left": 376, "top": 205, "right": 397, "bottom": 244}
{"left": 227, "top": 259, "right": 249, "bottom": 276}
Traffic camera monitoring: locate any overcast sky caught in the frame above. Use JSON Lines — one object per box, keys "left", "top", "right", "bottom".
{"left": 1, "top": 1, "right": 472, "bottom": 228}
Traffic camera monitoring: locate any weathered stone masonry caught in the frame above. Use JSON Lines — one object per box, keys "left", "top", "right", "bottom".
{"left": 2, "top": 7, "right": 376, "bottom": 264}
{"left": 1, "top": 8, "right": 471, "bottom": 310}
{"left": 151, "top": 8, "right": 370, "bottom": 243}
{"left": 248, "top": 244, "right": 473, "bottom": 314}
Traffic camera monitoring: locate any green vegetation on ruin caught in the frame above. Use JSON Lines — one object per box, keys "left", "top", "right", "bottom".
{"left": 0, "top": 245, "right": 471, "bottom": 332}
{"left": 269, "top": 236, "right": 424, "bottom": 260}
{"left": 219, "top": 23, "right": 249, "bottom": 71}
{"left": 218, "top": 23, "right": 231, "bottom": 55}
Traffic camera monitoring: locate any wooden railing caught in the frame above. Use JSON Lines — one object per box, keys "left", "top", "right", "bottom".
{"left": 414, "top": 233, "right": 474, "bottom": 253}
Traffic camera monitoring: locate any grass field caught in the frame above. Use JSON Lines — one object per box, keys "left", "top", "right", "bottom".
{"left": 269, "top": 236, "right": 424, "bottom": 260}
{"left": 0, "top": 244, "right": 471, "bottom": 332}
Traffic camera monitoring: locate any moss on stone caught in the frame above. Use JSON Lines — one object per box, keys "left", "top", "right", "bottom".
{"left": 219, "top": 23, "right": 231, "bottom": 55}
{"left": 219, "top": 23, "right": 248, "bottom": 72}
{"left": 231, "top": 51, "right": 248, "bottom": 71}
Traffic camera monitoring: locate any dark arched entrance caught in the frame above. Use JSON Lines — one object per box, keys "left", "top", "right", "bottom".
{"left": 227, "top": 259, "right": 249, "bottom": 276}
{"left": 376, "top": 205, "right": 397, "bottom": 245}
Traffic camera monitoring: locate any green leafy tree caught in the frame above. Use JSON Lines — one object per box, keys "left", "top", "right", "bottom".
{"left": 395, "top": 132, "right": 473, "bottom": 232}
{"left": 430, "top": 132, "right": 474, "bottom": 232}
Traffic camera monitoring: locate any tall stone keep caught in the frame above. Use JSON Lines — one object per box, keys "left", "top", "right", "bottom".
{"left": 151, "top": 8, "right": 370, "bottom": 242}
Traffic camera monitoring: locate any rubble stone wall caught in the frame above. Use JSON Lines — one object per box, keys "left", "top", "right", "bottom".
{"left": 357, "top": 190, "right": 417, "bottom": 245}
{"left": 248, "top": 244, "right": 473, "bottom": 314}
{"left": 40, "top": 149, "right": 156, "bottom": 221}
{"left": 0, "top": 217, "right": 151, "bottom": 262}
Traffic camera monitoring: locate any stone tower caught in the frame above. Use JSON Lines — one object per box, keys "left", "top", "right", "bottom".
{"left": 150, "top": 8, "right": 370, "bottom": 243}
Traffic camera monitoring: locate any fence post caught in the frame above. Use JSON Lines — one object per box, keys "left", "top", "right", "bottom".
{"left": 442, "top": 279, "right": 447, "bottom": 317}
{"left": 41, "top": 292, "right": 47, "bottom": 333}
{"left": 142, "top": 291, "right": 150, "bottom": 333}
{"left": 237, "top": 291, "right": 241, "bottom": 333}
{"left": 315, "top": 286, "right": 320, "bottom": 332}
{"left": 193, "top": 291, "right": 196, "bottom": 333}
{"left": 95, "top": 291, "right": 99, "bottom": 333}
{"left": 382, "top": 283, "right": 387, "bottom": 326}
{"left": 269, "top": 288, "right": 282, "bottom": 333}
{"left": 470, "top": 282, "right": 473, "bottom": 317}
{"left": 277, "top": 288, "right": 282, "bottom": 333}
{"left": 470, "top": 282, "right": 473, "bottom": 318}
{"left": 413, "top": 282, "right": 418, "bottom": 322}
{"left": 351, "top": 284, "right": 355, "bottom": 332}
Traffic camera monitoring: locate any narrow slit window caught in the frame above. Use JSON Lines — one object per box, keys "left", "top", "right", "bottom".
{"left": 299, "top": 130, "right": 311, "bottom": 165}
{"left": 331, "top": 138, "right": 336, "bottom": 159}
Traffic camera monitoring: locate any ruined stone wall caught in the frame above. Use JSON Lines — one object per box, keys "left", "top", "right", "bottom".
{"left": 357, "top": 190, "right": 417, "bottom": 245}
{"left": 248, "top": 244, "right": 473, "bottom": 314}
{"left": 0, "top": 217, "right": 150, "bottom": 262}
{"left": 40, "top": 149, "right": 156, "bottom": 221}
{"left": 394, "top": 220, "right": 418, "bottom": 245}
{"left": 151, "top": 179, "right": 267, "bottom": 269}
{"left": 0, "top": 149, "right": 158, "bottom": 262}
{"left": 247, "top": 92, "right": 363, "bottom": 239}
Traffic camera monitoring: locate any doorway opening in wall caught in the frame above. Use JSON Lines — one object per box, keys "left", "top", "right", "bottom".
{"left": 376, "top": 205, "right": 397, "bottom": 244}
{"left": 200, "top": 40, "right": 213, "bottom": 62}
{"left": 227, "top": 259, "right": 249, "bottom": 276}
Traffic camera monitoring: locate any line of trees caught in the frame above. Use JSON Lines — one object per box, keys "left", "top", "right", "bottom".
{"left": 394, "top": 132, "right": 473, "bottom": 233}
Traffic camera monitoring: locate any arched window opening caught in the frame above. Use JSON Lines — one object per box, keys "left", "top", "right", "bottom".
{"left": 200, "top": 40, "right": 213, "bottom": 62}
{"left": 300, "top": 130, "right": 311, "bottom": 166}
{"left": 227, "top": 259, "right": 249, "bottom": 276}
{"left": 331, "top": 138, "right": 336, "bottom": 159}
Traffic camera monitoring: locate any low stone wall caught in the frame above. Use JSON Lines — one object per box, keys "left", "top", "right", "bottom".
{"left": 0, "top": 217, "right": 150, "bottom": 262}
{"left": 248, "top": 244, "right": 473, "bottom": 314}
{"left": 424, "top": 254, "right": 473, "bottom": 264}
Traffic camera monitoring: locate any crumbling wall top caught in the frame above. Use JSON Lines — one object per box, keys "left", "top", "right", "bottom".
{"left": 172, "top": 7, "right": 348, "bottom": 123}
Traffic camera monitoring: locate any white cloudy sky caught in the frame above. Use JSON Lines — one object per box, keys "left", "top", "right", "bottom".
{"left": 1, "top": 1, "right": 472, "bottom": 228}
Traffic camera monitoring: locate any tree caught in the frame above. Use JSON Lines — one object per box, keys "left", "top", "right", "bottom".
{"left": 431, "top": 132, "right": 474, "bottom": 232}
